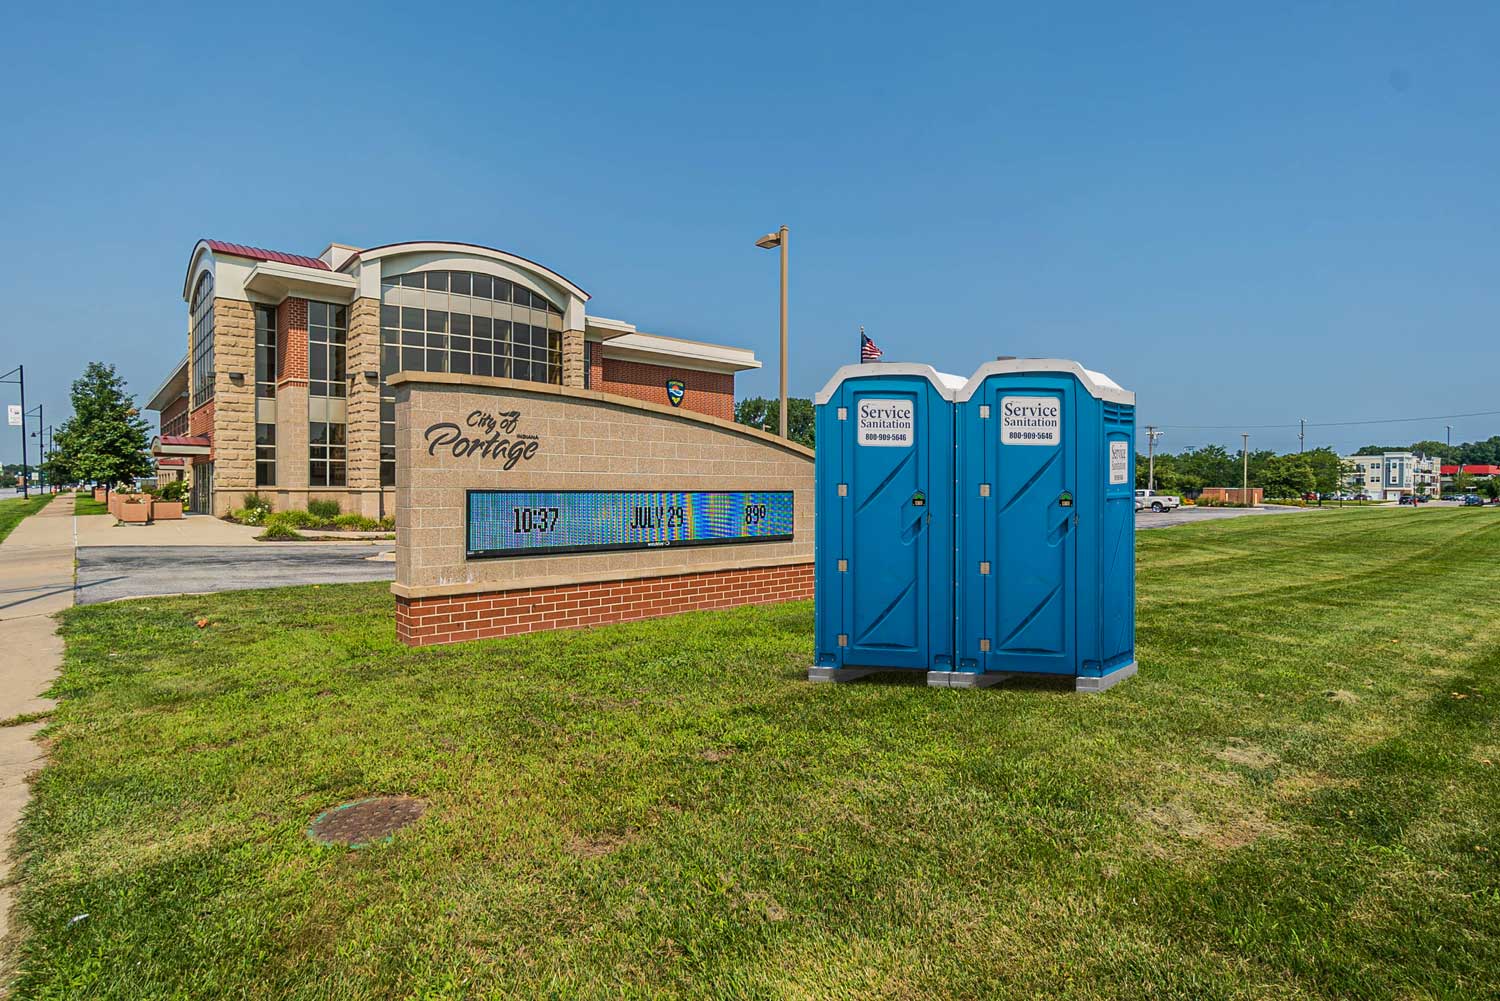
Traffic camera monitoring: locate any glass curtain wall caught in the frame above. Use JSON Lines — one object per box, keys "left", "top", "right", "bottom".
{"left": 378, "top": 270, "right": 563, "bottom": 486}
{"left": 254, "top": 305, "right": 277, "bottom": 486}
{"left": 190, "top": 272, "right": 215, "bottom": 407}
{"left": 308, "top": 302, "right": 348, "bottom": 487}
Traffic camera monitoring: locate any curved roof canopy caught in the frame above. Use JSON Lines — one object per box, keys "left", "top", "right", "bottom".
{"left": 339, "top": 241, "right": 589, "bottom": 302}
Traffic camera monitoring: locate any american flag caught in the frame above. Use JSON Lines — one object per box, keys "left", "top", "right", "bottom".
{"left": 860, "top": 329, "right": 884, "bottom": 362}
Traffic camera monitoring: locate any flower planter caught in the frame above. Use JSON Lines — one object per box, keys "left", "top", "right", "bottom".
{"left": 117, "top": 501, "right": 152, "bottom": 524}
{"left": 108, "top": 494, "right": 121, "bottom": 519}
{"left": 151, "top": 500, "right": 183, "bottom": 520}
{"left": 93, "top": 488, "right": 107, "bottom": 503}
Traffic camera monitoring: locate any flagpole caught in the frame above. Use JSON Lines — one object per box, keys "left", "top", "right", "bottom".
{"left": 859, "top": 326, "right": 864, "bottom": 364}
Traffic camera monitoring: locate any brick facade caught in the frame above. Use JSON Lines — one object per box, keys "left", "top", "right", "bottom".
{"left": 276, "top": 298, "right": 309, "bottom": 386}
{"left": 188, "top": 400, "right": 215, "bottom": 441}
{"left": 589, "top": 354, "right": 735, "bottom": 421}
{"left": 396, "top": 563, "right": 813, "bottom": 647}
{"left": 160, "top": 396, "right": 189, "bottom": 439}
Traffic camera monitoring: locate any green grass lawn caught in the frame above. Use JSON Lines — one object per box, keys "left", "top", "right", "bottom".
{"left": 13, "top": 508, "right": 1500, "bottom": 999}
{"left": 73, "top": 493, "right": 109, "bottom": 517}
{"left": 0, "top": 492, "right": 54, "bottom": 545}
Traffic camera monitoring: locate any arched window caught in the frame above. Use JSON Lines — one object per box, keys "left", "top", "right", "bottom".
{"left": 191, "top": 271, "right": 215, "bottom": 406}
{"left": 376, "top": 269, "right": 564, "bottom": 486}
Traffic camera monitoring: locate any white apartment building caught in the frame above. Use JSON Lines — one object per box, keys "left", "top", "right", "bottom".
{"left": 1340, "top": 452, "right": 1442, "bottom": 500}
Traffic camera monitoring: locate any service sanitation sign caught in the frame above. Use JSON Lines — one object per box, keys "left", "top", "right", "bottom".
{"left": 1110, "top": 441, "right": 1130, "bottom": 484}
{"left": 856, "top": 398, "right": 915, "bottom": 447}
{"left": 1000, "top": 396, "right": 1061, "bottom": 446}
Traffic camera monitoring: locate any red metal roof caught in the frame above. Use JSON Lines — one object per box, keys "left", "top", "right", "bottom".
{"left": 155, "top": 458, "right": 185, "bottom": 467}
{"left": 1441, "top": 464, "right": 1500, "bottom": 475}
{"left": 204, "top": 240, "right": 329, "bottom": 271}
{"left": 159, "top": 435, "right": 210, "bottom": 447}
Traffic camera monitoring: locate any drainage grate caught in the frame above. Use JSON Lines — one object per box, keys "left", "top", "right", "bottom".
{"left": 307, "top": 796, "right": 426, "bottom": 848}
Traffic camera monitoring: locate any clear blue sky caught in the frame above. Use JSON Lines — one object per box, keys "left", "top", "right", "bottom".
{"left": 2, "top": 1, "right": 1497, "bottom": 466}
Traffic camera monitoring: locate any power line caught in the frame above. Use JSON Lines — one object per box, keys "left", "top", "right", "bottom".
{"left": 1155, "top": 407, "right": 1500, "bottom": 433}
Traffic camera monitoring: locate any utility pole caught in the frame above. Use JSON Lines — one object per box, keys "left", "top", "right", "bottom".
{"left": 1, "top": 364, "right": 27, "bottom": 500}
{"left": 1145, "top": 426, "right": 1162, "bottom": 491}
{"left": 1446, "top": 425, "right": 1453, "bottom": 498}
{"left": 1299, "top": 417, "right": 1305, "bottom": 453}
{"left": 1241, "top": 432, "right": 1250, "bottom": 504}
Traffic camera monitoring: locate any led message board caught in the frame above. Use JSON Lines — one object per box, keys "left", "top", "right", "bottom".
{"left": 466, "top": 490, "right": 794, "bottom": 559}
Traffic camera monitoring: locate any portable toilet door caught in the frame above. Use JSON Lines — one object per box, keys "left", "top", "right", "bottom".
{"left": 954, "top": 360, "right": 1138, "bottom": 691}
{"left": 810, "top": 364, "right": 960, "bottom": 680}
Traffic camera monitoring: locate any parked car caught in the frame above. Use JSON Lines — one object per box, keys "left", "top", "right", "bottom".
{"left": 1135, "top": 489, "right": 1181, "bottom": 513}
{"left": 1461, "top": 495, "right": 1485, "bottom": 507}
{"left": 1398, "top": 495, "right": 1418, "bottom": 506}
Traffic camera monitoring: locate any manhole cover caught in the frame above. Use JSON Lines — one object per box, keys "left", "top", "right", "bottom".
{"left": 307, "top": 796, "right": 426, "bottom": 847}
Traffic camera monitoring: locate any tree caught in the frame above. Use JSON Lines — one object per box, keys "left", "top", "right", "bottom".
{"left": 734, "top": 396, "right": 815, "bottom": 449}
{"left": 1257, "top": 455, "right": 1316, "bottom": 499}
{"left": 1303, "top": 447, "right": 1343, "bottom": 496}
{"left": 1451, "top": 469, "right": 1474, "bottom": 496}
{"left": 1479, "top": 477, "right": 1500, "bottom": 502}
{"left": 51, "top": 362, "right": 152, "bottom": 493}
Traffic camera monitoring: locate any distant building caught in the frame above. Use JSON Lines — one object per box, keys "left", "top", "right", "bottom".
{"left": 1440, "top": 464, "right": 1500, "bottom": 491}
{"left": 146, "top": 239, "right": 761, "bottom": 517}
{"left": 1340, "top": 452, "right": 1442, "bottom": 500}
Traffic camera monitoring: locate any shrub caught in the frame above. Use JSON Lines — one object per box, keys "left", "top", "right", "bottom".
{"left": 257, "top": 512, "right": 305, "bottom": 541}
{"left": 229, "top": 506, "right": 267, "bottom": 526}
{"left": 332, "top": 514, "right": 378, "bottom": 531}
{"left": 377, "top": 515, "right": 395, "bottom": 531}
{"left": 275, "top": 509, "right": 323, "bottom": 529}
{"left": 242, "top": 493, "right": 272, "bottom": 513}
{"left": 307, "top": 499, "right": 342, "bottom": 522}
{"left": 157, "top": 480, "right": 188, "bottom": 503}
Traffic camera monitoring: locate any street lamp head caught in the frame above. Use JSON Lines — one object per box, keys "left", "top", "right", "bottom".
{"left": 754, "top": 232, "right": 782, "bottom": 250}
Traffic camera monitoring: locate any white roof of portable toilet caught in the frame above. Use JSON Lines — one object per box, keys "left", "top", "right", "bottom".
{"left": 956, "top": 359, "right": 1134, "bottom": 405}
{"left": 813, "top": 363, "right": 967, "bottom": 404}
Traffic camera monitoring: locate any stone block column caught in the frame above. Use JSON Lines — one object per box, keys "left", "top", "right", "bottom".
{"left": 345, "top": 296, "right": 383, "bottom": 518}
{"left": 562, "top": 329, "right": 585, "bottom": 388}
{"left": 211, "top": 299, "right": 257, "bottom": 515}
{"left": 275, "top": 298, "right": 310, "bottom": 499}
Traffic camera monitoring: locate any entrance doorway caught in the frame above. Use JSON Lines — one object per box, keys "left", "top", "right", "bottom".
{"left": 190, "top": 461, "right": 213, "bottom": 514}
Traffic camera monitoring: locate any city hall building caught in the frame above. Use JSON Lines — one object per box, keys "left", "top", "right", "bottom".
{"left": 148, "top": 240, "right": 760, "bottom": 516}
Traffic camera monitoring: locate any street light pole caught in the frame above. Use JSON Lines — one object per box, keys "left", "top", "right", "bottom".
{"left": 26, "top": 403, "right": 42, "bottom": 491}
{"left": 1, "top": 364, "right": 27, "bottom": 500}
{"left": 755, "top": 226, "right": 790, "bottom": 439}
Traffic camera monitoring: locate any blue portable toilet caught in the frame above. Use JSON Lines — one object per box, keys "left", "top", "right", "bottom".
{"left": 810, "top": 364, "right": 964, "bottom": 681}
{"left": 950, "top": 360, "right": 1137, "bottom": 692}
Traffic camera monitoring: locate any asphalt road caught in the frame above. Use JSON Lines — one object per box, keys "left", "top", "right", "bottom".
{"left": 1135, "top": 504, "right": 1312, "bottom": 529}
{"left": 75, "top": 545, "right": 395, "bottom": 605}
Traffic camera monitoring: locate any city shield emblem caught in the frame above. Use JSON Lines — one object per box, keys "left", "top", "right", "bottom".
{"left": 665, "top": 379, "right": 686, "bottom": 407}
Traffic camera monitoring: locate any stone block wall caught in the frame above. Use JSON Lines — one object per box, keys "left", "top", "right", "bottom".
{"left": 209, "top": 298, "right": 257, "bottom": 514}
{"left": 345, "top": 296, "right": 383, "bottom": 517}
{"left": 391, "top": 375, "right": 814, "bottom": 646}
{"left": 562, "top": 329, "right": 585, "bottom": 388}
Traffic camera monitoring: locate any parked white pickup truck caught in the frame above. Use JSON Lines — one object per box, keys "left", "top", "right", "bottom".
{"left": 1135, "top": 489, "right": 1181, "bottom": 513}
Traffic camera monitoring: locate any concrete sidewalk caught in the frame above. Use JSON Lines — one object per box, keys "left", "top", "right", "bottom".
{"left": 0, "top": 494, "right": 75, "bottom": 947}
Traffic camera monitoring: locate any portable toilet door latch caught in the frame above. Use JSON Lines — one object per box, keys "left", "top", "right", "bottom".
{"left": 1058, "top": 490, "right": 1073, "bottom": 508}
{"left": 911, "top": 490, "right": 926, "bottom": 508}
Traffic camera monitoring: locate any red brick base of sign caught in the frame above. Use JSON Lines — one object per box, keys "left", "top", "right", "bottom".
{"left": 395, "top": 563, "right": 814, "bottom": 647}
